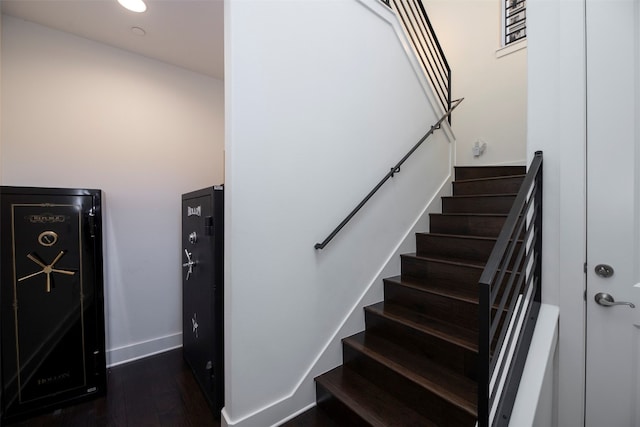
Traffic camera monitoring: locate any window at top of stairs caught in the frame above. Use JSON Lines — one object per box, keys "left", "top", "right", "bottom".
{"left": 503, "top": 0, "right": 526, "bottom": 46}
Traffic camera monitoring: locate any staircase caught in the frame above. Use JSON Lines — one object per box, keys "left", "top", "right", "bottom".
{"left": 283, "top": 165, "right": 526, "bottom": 427}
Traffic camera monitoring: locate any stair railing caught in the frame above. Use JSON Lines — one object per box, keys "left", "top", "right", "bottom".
{"left": 383, "top": 0, "right": 452, "bottom": 121}
{"left": 314, "top": 98, "right": 463, "bottom": 250}
{"left": 477, "top": 151, "right": 543, "bottom": 426}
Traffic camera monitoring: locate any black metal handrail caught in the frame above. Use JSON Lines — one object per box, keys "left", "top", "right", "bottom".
{"left": 478, "top": 151, "right": 543, "bottom": 426}
{"left": 383, "top": 0, "right": 452, "bottom": 120}
{"left": 314, "top": 98, "right": 463, "bottom": 250}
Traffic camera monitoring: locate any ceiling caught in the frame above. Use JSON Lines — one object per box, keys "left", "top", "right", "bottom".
{"left": 1, "top": 0, "right": 225, "bottom": 80}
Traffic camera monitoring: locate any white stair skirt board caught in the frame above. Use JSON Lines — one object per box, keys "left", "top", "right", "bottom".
{"left": 508, "top": 304, "right": 559, "bottom": 427}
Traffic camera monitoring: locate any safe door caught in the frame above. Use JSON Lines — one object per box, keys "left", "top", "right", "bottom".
{"left": 0, "top": 187, "right": 106, "bottom": 421}
{"left": 182, "top": 186, "right": 224, "bottom": 415}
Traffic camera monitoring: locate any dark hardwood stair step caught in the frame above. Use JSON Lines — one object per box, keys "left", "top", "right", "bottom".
{"left": 343, "top": 331, "right": 478, "bottom": 418}
{"left": 429, "top": 213, "right": 508, "bottom": 237}
{"left": 364, "top": 301, "right": 478, "bottom": 353}
{"left": 416, "top": 232, "right": 498, "bottom": 262}
{"left": 384, "top": 276, "right": 480, "bottom": 331}
{"left": 400, "top": 253, "right": 484, "bottom": 289}
{"left": 453, "top": 174, "right": 525, "bottom": 196}
{"left": 399, "top": 253, "right": 518, "bottom": 299}
{"left": 315, "top": 365, "right": 438, "bottom": 427}
{"left": 416, "top": 233, "right": 523, "bottom": 268}
{"left": 454, "top": 165, "right": 526, "bottom": 181}
{"left": 384, "top": 275, "right": 478, "bottom": 305}
{"left": 442, "top": 194, "right": 517, "bottom": 214}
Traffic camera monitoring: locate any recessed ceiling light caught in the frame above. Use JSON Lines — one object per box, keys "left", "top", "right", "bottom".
{"left": 117, "top": 0, "right": 147, "bottom": 13}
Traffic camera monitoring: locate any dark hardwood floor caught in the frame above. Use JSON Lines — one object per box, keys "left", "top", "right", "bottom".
{"left": 6, "top": 349, "right": 220, "bottom": 427}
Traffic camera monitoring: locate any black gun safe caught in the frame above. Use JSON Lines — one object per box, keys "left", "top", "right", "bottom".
{"left": 0, "top": 186, "right": 106, "bottom": 422}
{"left": 182, "top": 186, "right": 224, "bottom": 415}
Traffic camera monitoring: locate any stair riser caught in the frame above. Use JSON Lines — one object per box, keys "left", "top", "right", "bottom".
{"left": 343, "top": 347, "right": 477, "bottom": 426}
{"left": 416, "top": 234, "right": 496, "bottom": 262}
{"left": 453, "top": 176, "right": 524, "bottom": 196}
{"left": 416, "top": 234, "right": 523, "bottom": 268}
{"left": 364, "top": 308, "right": 477, "bottom": 378}
{"left": 315, "top": 382, "right": 370, "bottom": 427}
{"left": 384, "top": 281, "right": 478, "bottom": 332}
{"left": 429, "top": 214, "right": 507, "bottom": 237}
{"left": 455, "top": 166, "right": 526, "bottom": 181}
{"left": 401, "top": 255, "right": 481, "bottom": 289}
{"left": 442, "top": 195, "right": 516, "bottom": 214}
{"left": 401, "top": 256, "right": 518, "bottom": 302}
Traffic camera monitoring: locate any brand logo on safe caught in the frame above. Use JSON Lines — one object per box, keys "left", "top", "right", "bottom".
{"left": 187, "top": 206, "right": 201, "bottom": 217}
{"left": 27, "top": 213, "right": 67, "bottom": 224}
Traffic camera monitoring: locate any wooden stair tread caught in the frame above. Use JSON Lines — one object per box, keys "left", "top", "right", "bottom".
{"left": 428, "top": 213, "right": 515, "bottom": 238}
{"left": 432, "top": 213, "right": 509, "bottom": 217}
{"left": 316, "top": 365, "right": 438, "bottom": 427}
{"left": 401, "top": 253, "right": 519, "bottom": 276}
{"left": 418, "top": 232, "right": 522, "bottom": 244}
{"left": 384, "top": 276, "right": 509, "bottom": 318}
{"left": 443, "top": 193, "right": 518, "bottom": 199}
{"left": 384, "top": 275, "right": 478, "bottom": 304}
{"left": 454, "top": 166, "right": 526, "bottom": 180}
{"left": 416, "top": 232, "right": 498, "bottom": 242}
{"left": 344, "top": 331, "right": 478, "bottom": 417}
{"left": 454, "top": 174, "right": 525, "bottom": 184}
{"left": 401, "top": 252, "right": 486, "bottom": 269}
{"left": 365, "top": 301, "right": 478, "bottom": 352}
{"left": 415, "top": 233, "right": 523, "bottom": 260}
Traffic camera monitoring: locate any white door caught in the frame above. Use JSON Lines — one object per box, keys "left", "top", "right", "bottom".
{"left": 585, "top": 0, "right": 640, "bottom": 425}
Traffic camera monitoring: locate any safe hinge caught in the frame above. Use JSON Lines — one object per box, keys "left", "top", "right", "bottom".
{"left": 583, "top": 262, "right": 588, "bottom": 274}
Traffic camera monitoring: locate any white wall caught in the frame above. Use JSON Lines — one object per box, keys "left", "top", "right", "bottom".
{"left": 1, "top": 15, "right": 225, "bottom": 366}
{"left": 527, "top": 0, "right": 586, "bottom": 425}
{"left": 224, "top": 0, "right": 453, "bottom": 425}
{"left": 424, "top": 0, "right": 527, "bottom": 166}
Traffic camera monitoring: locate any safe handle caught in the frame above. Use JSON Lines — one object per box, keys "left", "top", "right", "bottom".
{"left": 182, "top": 249, "right": 196, "bottom": 280}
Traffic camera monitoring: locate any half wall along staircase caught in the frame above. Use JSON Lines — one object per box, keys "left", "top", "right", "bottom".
{"left": 284, "top": 165, "right": 526, "bottom": 427}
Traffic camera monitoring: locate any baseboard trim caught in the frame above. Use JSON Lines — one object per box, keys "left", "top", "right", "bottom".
{"left": 106, "top": 332, "right": 182, "bottom": 367}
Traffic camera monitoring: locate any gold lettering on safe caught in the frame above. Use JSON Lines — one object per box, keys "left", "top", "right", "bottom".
{"left": 27, "top": 213, "right": 67, "bottom": 224}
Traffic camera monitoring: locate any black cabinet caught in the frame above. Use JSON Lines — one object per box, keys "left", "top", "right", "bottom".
{"left": 181, "top": 186, "right": 224, "bottom": 415}
{"left": 0, "top": 186, "right": 106, "bottom": 422}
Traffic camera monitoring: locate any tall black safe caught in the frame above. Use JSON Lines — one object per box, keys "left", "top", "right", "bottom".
{"left": 182, "top": 186, "right": 224, "bottom": 415}
{"left": 0, "top": 186, "right": 106, "bottom": 422}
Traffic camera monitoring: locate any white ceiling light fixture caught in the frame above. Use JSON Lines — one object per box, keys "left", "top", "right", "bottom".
{"left": 117, "top": 0, "right": 147, "bottom": 13}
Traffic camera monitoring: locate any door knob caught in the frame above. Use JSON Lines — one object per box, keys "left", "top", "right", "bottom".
{"left": 594, "top": 292, "right": 635, "bottom": 308}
